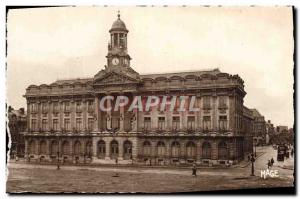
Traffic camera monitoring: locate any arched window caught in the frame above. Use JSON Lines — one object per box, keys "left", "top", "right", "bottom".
{"left": 171, "top": 141, "right": 180, "bottom": 157}
{"left": 97, "top": 140, "right": 106, "bottom": 159}
{"left": 85, "top": 141, "right": 92, "bottom": 157}
{"left": 74, "top": 141, "right": 81, "bottom": 156}
{"left": 218, "top": 142, "right": 228, "bottom": 159}
{"left": 202, "top": 142, "right": 211, "bottom": 159}
{"left": 50, "top": 140, "right": 58, "bottom": 155}
{"left": 143, "top": 141, "right": 151, "bottom": 156}
{"left": 62, "top": 141, "right": 70, "bottom": 155}
{"left": 157, "top": 141, "right": 166, "bottom": 157}
{"left": 29, "top": 140, "right": 36, "bottom": 154}
{"left": 110, "top": 140, "right": 119, "bottom": 159}
{"left": 39, "top": 140, "right": 47, "bottom": 154}
{"left": 123, "top": 140, "right": 132, "bottom": 160}
{"left": 186, "top": 141, "right": 196, "bottom": 158}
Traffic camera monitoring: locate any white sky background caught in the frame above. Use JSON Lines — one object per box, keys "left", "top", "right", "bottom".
{"left": 6, "top": 6, "right": 294, "bottom": 127}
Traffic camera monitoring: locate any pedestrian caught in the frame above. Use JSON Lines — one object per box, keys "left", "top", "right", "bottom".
{"left": 192, "top": 163, "right": 197, "bottom": 177}
{"left": 247, "top": 154, "right": 250, "bottom": 162}
{"left": 270, "top": 157, "right": 274, "bottom": 167}
{"left": 267, "top": 160, "right": 271, "bottom": 169}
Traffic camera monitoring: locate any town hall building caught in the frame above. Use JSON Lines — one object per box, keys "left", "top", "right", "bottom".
{"left": 23, "top": 13, "right": 252, "bottom": 166}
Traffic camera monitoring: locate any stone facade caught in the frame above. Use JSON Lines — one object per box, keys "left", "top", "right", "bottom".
{"left": 23, "top": 13, "right": 252, "bottom": 166}
{"left": 251, "top": 109, "right": 266, "bottom": 146}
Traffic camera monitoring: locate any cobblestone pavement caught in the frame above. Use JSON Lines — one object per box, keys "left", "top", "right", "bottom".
{"left": 6, "top": 146, "right": 294, "bottom": 193}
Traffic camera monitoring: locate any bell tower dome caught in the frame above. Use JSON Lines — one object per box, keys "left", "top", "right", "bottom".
{"left": 107, "top": 11, "right": 131, "bottom": 68}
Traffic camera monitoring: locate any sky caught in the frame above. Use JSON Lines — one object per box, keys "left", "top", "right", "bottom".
{"left": 6, "top": 6, "right": 294, "bottom": 127}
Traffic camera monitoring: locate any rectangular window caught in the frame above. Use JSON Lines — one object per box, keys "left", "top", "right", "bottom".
{"left": 114, "top": 33, "right": 118, "bottom": 47}
{"left": 219, "top": 115, "right": 227, "bottom": 130}
{"left": 187, "top": 116, "right": 195, "bottom": 130}
{"left": 88, "top": 101, "right": 94, "bottom": 112}
{"left": 53, "top": 102, "right": 59, "bottom": 112}
{"left": 76, "top": 118, "right": 82, "bottom": 131}
{"left": 119, "top": 33, "right": 124, "bottom": 47}
{"left": 203, "top": 96, "right": 211, "bottom": 109}
{"left": 88, "top": 118, "right": 94, "bottom": 131}
{"left": 219, "top": 96, "right": 227, "bottom": 108}
{"left": 31, "top": 119, "right": 37, "bottom": 131}
{"left": 158, "top": 117, "right": 165, "bottom": 130}
{"left": 172, "top": 116, "right": 180, "bottom": 130}
{"left": 144, "top": 117, "right": 151, "bottom": 131}
{"left": 76, "top": 101, "right": 82, "bottom": 112}
{"left": 42, "top": 102, "right": 48, "bottom": 112}
{"left": 53, "top": 119, "right": 58, "bottom": 131}
{"left": 31, "top": 103, "right": 37, "bottom": 112}
{"left": 203, "top": 116, "right": 211, "bottom": 130}
{"left": 64, "top": 118, "right": 70, "bottom": 131}
{"left": 64, "top": 101, "right": 70, "bottom": 112}
{"left": 42, "top": 119, "right": 47, "bottom": 131}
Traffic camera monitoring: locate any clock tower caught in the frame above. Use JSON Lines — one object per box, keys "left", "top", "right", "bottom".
{"left": 107, "top": 11, "right": 131, "bottom": 68}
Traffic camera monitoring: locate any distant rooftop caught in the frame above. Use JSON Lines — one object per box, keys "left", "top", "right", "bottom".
{"left": 250, "top": 108, "right": 263, "bottom": 118}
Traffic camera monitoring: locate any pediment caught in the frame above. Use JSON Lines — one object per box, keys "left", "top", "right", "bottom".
{"left": 94, "top": 71, "right": 139, "bottom": 85}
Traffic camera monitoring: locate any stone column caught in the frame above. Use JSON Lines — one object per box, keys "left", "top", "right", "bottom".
{"left": 26, "top": 102, "right": 30, "bottom": 131}
{"left": 35, "top": 139, "right": 39, "bottom": 156}
{"left": 131, "top": 138, "right": 138, "bottom": 159}
{"left": 37, "top": 101, "right": 41, "bottom": 131}
{"left": 59, "top": 100, "right": 63, "bottom": 131}
{"left": 92, "top": 137, "right": 98, "bottom": 160}
{"left": 105, "top": 139, "right": 110, "bottom": 160}
{"left": 211, "top": 140, "right": 218, "bottom": 160}
{"left": 24, "top": 139, "right": 29, "bottom": 156}
{"left": 119, "top": 103, "right": 124, "bottom": 132}
{"left": 70, "top": 100, "right": 75, "bottom": 131}
{"left": 196, "top": 96, "right": 201, "bottom": 130}
{"left": 118, "top": 139, "right": 123, "bottom": 160}
{"left": 212, "top": 95, "right": 217, "bottom": 131}
{"left": 48, "top": 101, "right": 52, "bottom": 132}
{"left": 69, "top": 140, "right": 73, "bottom": 158}
{"left": 131, "top": 109, "right": 138, "bottom": 132}
{"left": 94, "top": 96, "right": 99, "bottom": 131}
{"left": 46, "top": 140, "right": 50, "bottom": 156}
{"left": 106, "top": 96, "right": 112, "bottom": 130}
{"left": 166, "top": 141, "right": 171, "bottom": 164}
{"left": 196, "top": 141, "right": 202, "bottom": 161}
{"left": 83, "top": 100, "right": 87, "bottom": 131}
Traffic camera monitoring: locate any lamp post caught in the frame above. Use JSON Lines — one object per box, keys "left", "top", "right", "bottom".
{"left": 255, "top": 140, "right": 257, "bottom": 157}
{"left": 250, "top": 153, "right": 255, "bottom": 176}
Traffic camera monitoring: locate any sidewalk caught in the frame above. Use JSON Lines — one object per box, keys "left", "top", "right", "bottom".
{"left": 233, "top": 151, "right": 265, "bottom": 168}
{"left": 8, "top": 160, "right": 231, "bottom": 170}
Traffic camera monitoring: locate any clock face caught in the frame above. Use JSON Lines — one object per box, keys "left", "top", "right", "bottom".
{"left": 112, "top": 58, "right": 119, "bottom": 65}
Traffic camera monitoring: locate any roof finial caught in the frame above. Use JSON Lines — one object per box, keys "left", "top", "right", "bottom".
{"left": 117, "top": 10, "right": 120, "bottom": 19}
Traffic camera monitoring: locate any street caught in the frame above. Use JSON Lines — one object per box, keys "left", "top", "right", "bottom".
{"left": 6, "top": 146, "right": 294, "bottom": 193}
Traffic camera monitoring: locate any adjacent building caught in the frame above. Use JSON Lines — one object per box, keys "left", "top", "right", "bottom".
{"left": 23, "top": 13, "right": 252, "bottom": 166}
{"left": 8, "top": 106, "right": 27, "bottom": 158}
{"left": 242, "top": 106, "right": 254, "bottom": 154}
{"left": 265, "top": 120, "right": 275, "bottom": 145}
{"left": 251, "top": 109, "right": 266, "bottom": 146}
